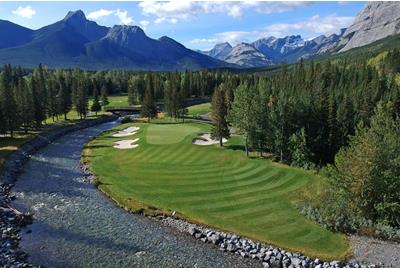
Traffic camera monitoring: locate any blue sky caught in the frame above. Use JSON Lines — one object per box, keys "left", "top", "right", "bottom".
{"left": 0, "top": 1, "right": 365, "bottom": 50}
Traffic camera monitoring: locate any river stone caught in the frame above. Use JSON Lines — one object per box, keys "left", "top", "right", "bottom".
{"left": 262, "top": 262, "right": 270, "bottom": 268}
{"left": 291, "top": 257, "right": 301, "bottom": 267}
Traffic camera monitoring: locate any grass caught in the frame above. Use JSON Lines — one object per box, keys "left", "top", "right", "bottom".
{"left": 103, "top": 94, "right": 130, "bottom": 107}
{"left": 84, "top": 121, "right": 349, "bottom": 260}
{"left": 187, "top": 102, "right": 211, "bottom": 116}
{"left": 0, "top": 133, "right": 37, "bottom": 168}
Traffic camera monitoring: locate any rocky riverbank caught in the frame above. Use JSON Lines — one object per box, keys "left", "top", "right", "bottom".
{"left": 0, "top": 115, "right": 117, "bottom": 267}
{"left": 0, "top": 184, "right": 33, "bottom": 267}
{"left": 155, "top": 216, "right": 375, "bottom": 268}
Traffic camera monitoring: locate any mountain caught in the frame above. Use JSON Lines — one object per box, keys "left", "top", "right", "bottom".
{"left": 0, "top": 20, "right": 33, "bottom": 49}
{"left": 338, "top": 1, "right": 400, "bottom": 52}
{"left": 224, "top": 43, "right": 273, "bottom": 68}
{"left": 85, "top": 25, "right": 228, "bottom": 70}
{"left": 203, "top": 42, "right": 233, "bottom": 60}
{"left": 0, "top": 10, "right": 232, "bottom": 70}
{"left": 250, "top": 32, "right": 345, "bottom": 63}
{"left": 202, "top": 2, "right": 400, "bottom": 67}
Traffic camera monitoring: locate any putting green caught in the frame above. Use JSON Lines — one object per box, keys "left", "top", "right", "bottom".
{"left": 85, "top": 122, "right": 349, "bottom": 260}
{"left": 146, "top": 123, "right": 201, "bottom": 145}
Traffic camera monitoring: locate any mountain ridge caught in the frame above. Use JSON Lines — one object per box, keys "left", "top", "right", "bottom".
{"left": 0, "top": 10, "right": 233, "bottom": 71}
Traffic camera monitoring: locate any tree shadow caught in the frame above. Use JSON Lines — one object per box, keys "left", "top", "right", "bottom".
{"left": 225, "top": 144, "right": 246, "bottom": 151}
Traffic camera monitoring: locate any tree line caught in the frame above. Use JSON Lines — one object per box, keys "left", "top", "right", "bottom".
{"left": 0, "top": 64, "right": 112, "bottom": 137}
{"left": 210, "top": 57, "right": 399, "bottom": 167}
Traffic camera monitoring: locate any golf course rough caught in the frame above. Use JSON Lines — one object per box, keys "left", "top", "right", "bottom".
{"left": 85, "top": 122, "right": 349, "bottom": 261}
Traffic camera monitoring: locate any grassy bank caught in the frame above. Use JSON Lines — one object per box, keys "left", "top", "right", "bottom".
{"left": 0, "top": 111, "right": 110, "bottom": 171}
{"left": 84, "top": 121, "right": 349, "bottom": 260}
{"left": 187, "top": 102, "right": 211, "bottom": 117}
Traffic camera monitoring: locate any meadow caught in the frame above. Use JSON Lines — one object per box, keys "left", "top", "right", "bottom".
{"left": 84, "top": 121, "right": 349, "bottom": 260}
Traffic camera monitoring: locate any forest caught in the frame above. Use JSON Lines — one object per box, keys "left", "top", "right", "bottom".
{"left": 0, "top": 48, "right": 399, "bottom": 240}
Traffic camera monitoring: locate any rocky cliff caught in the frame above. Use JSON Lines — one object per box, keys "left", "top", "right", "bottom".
{"left": 339, "top": 1, "right": 400, "bottom": 52}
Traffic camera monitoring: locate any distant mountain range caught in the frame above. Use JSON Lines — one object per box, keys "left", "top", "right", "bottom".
{"left": 0, "top": 2, "right": 399, "bottom": 70}
{"left": 202, "top": 31, "right": 344, "bottom": 67}
{"left": 201, "top": 1, "right": 400, "bottom": 68}
{"left": 0, "top": 10, "right": 230, "bottom": 71}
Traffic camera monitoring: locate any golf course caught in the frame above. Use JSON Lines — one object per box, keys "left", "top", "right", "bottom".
{"left": 84, "top": 120, "right": 349, "bottom": 261}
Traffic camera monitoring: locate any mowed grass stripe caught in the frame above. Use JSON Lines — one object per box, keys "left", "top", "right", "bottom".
{"left": 145, "top": 169, "right": 289, "bottom": 198}
{"left": 87, "top": 122, "right": 349, "bottom": 260}
{"left": 161, "top": 172, "right": 297, "bottom": 203}
{"left": 132, "top": 162, "right": 258, "bottom": 184}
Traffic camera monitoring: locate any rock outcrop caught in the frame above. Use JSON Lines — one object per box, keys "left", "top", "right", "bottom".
{"left": 224, "top": 43, "right": 273, "bottom": 68}
{"left": 339, "top": 1, "right": 400, "bottom": 52}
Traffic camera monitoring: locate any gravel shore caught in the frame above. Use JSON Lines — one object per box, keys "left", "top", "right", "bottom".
{"left": 349, "top": 235, "right": 400, "bottom": 267}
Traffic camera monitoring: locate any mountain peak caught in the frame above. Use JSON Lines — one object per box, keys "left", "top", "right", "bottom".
{"left": 64, "top": 10, "right": 86, "bottom": 22}
{"left": 110, "top": 25, "right": 145, "bottom": 35}
{"left": 104, "top": 25, "right": 148, "bottom": 48}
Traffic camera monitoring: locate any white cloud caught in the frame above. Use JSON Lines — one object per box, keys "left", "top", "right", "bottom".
{"left": 228, "top": 5, "right": 243, "bottom": 18}
{"left": 251, "top": 1, "right": 313, "bottom": 14}
{"left": 12, "top": 6, "right": 36, "bottom": 19}
{"left": 87, "top": 9, "right": 113, "bottom": 20}
{"left": 86, "top": 9, "right": 134, "bottom": 25}
{"left": 264, "top": 14, "right": 354, "bottom": 37}
{"left": 139, "top": 1, "right": 310, "bottom": 24}
{"left": 191, "top": 31, "right": 260, "bottom": 47}
{"left": 139, "top": 20, "right": 150, "bottom": 27}
{"left": 139, "top": 20, "right": 150, "bottom": 29}
{"left": 115, "top": 9, "right": 134, "bottom": 25}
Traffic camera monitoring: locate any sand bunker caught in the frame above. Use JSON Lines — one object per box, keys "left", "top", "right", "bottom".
{"left": 192, "top": 133, "right": 228, "bottom": 146}
{"left": 112, "top": 126, "right": 140, "bottom": 137}
{"left": 113, "top": 138, "right": 140, "bottom": 149}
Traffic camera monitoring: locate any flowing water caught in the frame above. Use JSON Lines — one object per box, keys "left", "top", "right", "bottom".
{"left": 10, "top": 120, "right": 259, "bottom": 267}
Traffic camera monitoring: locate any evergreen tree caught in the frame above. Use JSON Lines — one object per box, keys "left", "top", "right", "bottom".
{"left": 100, "top": 85, "right": 109, "bottom": 108}
{"left": 0, "top": 65, "right": 18, "bottom": 137}
{"left": 141, "top": 87, "right": 157, "bottom": 122}
{"left": 57, "top": 74, "right": 72, "bottom": 120}
{"left": 228, "top": 83, "right": 254, "bottom": 156}
{"left": 288, "top": 127, "right": 312, "bottom": 168}
{"left": 91, "top": 83, "right": 101, "bottom": 116}
{"left": 15, "top": 78, "right": 33, "bottom": 133}
{"left": 75, "top": 76, "right": 88, "bottom": 119}
{"left": 211, "top": 87, "right": 230, "bottom": 146}
{"left": 128, "top": 76, "right": 139, "bottom": 106}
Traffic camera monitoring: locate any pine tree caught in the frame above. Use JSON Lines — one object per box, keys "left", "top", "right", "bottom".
{"left": 91, "top": 84, "right": 101, "bottom": 116}
{"left": 57, "top": 74, "right": 72, "bottom": 120}
{"left": 29, "top": 76, "right": 45, "bottom": 127}
{"left": 127, "top": 76, "right": 139, "bottom": 106}
{"left": 15, "top": 77, "right": 33, "bottom": 134}
{"left": 75, "top": 77, "right": 88, "bottom": 119}
{"left": 0, "top": 65, "right": 18, "bottom": 137}
{"left": 100, "top": 85, "right": 109, "bottom": 108}
{"left": 228, "top": 83, "right": 254, "bottom": 156}
{"left": 211, "top": 87, "right": 230, "bottom": 146}
{"left": 141, "top": 87, "right": 157, "bottom": 122}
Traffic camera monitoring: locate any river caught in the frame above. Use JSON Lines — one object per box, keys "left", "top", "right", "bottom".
{"left": 10, "top": 120, "right": 259, "bottom": 267}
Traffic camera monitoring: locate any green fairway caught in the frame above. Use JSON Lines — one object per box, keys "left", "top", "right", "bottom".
{"left": 85, "top": 122, "right": 349, "bottom": 260}
{"left": 187, "top": 102, "right": 211, "bottom": 116}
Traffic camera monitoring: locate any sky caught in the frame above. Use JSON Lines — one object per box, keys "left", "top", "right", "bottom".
{"left": 0, "top": 1, "right": 366, "bottom": 50}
